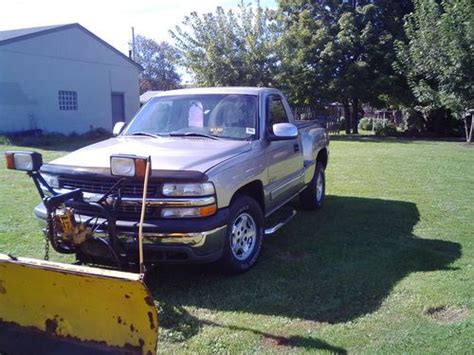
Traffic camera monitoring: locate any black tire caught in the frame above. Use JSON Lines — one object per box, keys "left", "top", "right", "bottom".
{"left": 299, "top": 161, "right": 325, "bottom": 210}
{"left": 221, "top": 195, "right": 264, "bottom": 274}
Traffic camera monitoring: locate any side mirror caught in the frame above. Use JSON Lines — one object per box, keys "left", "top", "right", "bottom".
{"left": 113, "top": 122, "right": 126, "bottom": 136}
{"left": 269, "top": 123, "right": 298, "bottom": 140}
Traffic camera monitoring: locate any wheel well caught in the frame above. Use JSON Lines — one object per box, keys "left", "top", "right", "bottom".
{"left": 317, "top": 148, "right": 328, "bottom": 169}
{"left": 231, "top": 181, "right": 265, "bottom": 212}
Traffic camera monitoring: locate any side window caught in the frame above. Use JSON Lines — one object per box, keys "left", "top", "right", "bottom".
{"left": 268, "top": 96, "right": 289, "bottom": 129}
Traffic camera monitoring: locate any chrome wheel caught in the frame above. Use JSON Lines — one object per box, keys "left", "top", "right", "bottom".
{"left": 230, "top": 212, "right": 257, "bottom": 261}
{"left": 316, "top": 171, "right": 323, "bottom": 202}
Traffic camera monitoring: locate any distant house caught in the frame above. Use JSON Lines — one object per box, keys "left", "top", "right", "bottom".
{"left": 0, "top": 23, "right": 142, "bottom": 134}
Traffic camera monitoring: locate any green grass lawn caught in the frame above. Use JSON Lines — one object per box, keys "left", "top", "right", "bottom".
{"left": 0, "top": 138, "right": 472, "bottom": 353}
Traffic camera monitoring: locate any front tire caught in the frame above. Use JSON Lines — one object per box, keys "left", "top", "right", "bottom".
{"left": 221, "top": 195, "right": 264, "bottom": 274}
{"left": 299, "top": 161, "right": 325, "bottom": 210}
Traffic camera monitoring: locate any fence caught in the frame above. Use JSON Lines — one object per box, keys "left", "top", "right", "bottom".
{"left": 292, "top": 106, "right": 342, "bottom": 134}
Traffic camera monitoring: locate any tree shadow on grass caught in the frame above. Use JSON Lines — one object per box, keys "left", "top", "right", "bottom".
{"left": 146, "top": 196, "right": 461, "bottom": 351}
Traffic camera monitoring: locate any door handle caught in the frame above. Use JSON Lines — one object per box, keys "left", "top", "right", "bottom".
{"left": 293, "top": 144, "right": 300, "bottom": 153}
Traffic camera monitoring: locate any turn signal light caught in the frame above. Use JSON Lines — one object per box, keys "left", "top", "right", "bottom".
{"left": 199, "top": 204, "right": 217, "bottom": 217}
{"left": 161, "top": 204, "right": 217, "bottom": 218}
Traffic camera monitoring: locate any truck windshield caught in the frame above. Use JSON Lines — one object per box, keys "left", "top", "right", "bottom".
{"left": 123, "top": 94, "right": 258, "bottom": 140}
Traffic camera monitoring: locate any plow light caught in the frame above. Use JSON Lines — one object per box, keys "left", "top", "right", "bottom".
{"left": 5, "top": 151, "right": 43, "bottom": 171}
{"left": 110, "top": 155, "right": 150, "bottom": 178}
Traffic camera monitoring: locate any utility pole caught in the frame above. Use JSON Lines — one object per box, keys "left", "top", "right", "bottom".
{"left": 131, "top": 26, "right": 136, "bottom": 61}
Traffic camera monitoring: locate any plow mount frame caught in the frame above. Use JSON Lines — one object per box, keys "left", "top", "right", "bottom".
{"left": 29, "top": 169, "right": 143, "bottom": 269}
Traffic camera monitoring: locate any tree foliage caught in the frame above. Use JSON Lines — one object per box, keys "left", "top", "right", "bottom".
{"left": 395, "top": 0, "right": 473, "bottom": 141}
{"left": 167, "top": 0, "right": 472, "bottom": 138}
{"left": 278, "top": 0, "right": 413, "bottom": 133}
{"left": 170, "top": 1, "right": 278, "bottom": 87}
{"left": 133, "top": 35, "right": 181, "bottom": 93}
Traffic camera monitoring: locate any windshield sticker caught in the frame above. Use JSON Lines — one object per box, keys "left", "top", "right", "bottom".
{"left": 210, "top": 127, "right": 224, "bottom": 134}
{"left": 246, "top": 127, "right": 256, "bottom": 135}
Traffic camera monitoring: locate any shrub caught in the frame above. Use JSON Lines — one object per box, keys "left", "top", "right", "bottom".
{"left": 375, "top": 122, "right": 398, "bottom": 136}
{"left": 82, "top": 128, "right": 111, "bottom": 140}
{"left": 18, "top": 132, "right": 69, "bottom": 146}
{"left": 3, "top": 127, "right": 112, "bottom": 147}
{"left": 338, "top": 117, "right": 346, "bottom": 131}
{"left": 358, "top": 117, "right": 373, "bottom": 131}
{"left": 405, "top": 110, "right": 424, "bottom": 132}
{"left": 0, "top": 135, "right": 11, "bottom": 145}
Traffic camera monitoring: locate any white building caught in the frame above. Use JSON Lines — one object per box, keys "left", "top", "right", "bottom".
{"left": 0, "top": 23, "right": 141, "bottom": 134}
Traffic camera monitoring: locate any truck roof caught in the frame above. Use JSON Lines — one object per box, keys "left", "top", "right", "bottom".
{"left": 153, "top": 87, "right": 281, "bottom": 97}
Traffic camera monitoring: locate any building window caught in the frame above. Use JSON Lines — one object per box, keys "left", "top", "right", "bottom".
{"left": 58, "top": 90, "right": 78, "bottom": 111}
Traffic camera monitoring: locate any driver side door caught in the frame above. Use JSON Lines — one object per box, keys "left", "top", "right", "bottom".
{"left": 264, "top": 94, "right": 304, "bottom": 212}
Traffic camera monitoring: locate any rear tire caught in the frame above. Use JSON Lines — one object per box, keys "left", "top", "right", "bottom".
{"left": 299, "top": 161, "right": 325, "bottom": 210}
{"left": 221, "top": 195, "right": 264, "bottom": 274}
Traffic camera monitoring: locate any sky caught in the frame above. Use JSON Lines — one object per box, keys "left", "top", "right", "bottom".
{"left": 0, "top": 0, "right": 277, "bottom": 55}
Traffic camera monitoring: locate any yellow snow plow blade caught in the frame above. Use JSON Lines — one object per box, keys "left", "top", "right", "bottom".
{"left": 0, "top": 253, "right": 158, "bottom": 354}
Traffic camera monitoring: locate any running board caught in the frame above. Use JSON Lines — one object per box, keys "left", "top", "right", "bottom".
{"left": 265, "top": 209, "right": 297, "bottom": 235}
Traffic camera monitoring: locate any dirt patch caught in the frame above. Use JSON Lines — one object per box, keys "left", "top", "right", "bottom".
{"left": 425, "top": 306, "right": 470, "bottom": 324}
{"left": 262, "top": 335, "right": 293, "bottom": 349}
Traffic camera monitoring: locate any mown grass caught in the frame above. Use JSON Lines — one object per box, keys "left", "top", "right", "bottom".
{"left": 0, "top": 137, "right": 472, "bottom": 353}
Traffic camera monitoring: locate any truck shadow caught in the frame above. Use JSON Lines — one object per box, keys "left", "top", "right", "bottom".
{"left": 147, "top": 195, "right": 461, "bottom": 350}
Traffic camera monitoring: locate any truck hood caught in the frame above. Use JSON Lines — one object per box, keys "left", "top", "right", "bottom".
{"left": 47, "top": 137, "right": 251, "bottom": 174}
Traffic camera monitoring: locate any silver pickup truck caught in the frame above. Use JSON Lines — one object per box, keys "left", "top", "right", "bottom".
{"left": 10, "top": 87, "right": 329, "bottom": 273}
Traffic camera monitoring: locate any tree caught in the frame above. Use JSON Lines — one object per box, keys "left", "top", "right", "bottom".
{"left": 395, "top": 0, "right": 473, "bottom": 142}
{"left": 133, "top": 35, "right": 181, "bottom": 93}
{"left": 170, "top": 1, "right": 278, "bottom": 87}
{"left": 278, "top": 0, "right": 413, "bottom": 133}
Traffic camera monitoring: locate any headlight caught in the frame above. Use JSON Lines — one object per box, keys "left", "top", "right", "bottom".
{"left": 42, "top": 173, "right": 59, "bottom": 188}
{"left": 161, "top": 204, "right": 217, "bottom": 218}
{"left": 111, "top": 157, "right": 135, "bottom": 177}
{"left": 110, "top": 155, "right": 149, "bottom": 178}
{"left": 5, "top": 151, "right": 43, "bottom": 171}
{"left": 162, "top": 182, "right": 215, "bottom": 196}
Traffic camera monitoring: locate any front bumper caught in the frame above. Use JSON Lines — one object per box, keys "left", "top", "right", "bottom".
{"left": 34, "top": 203, "right": 229, "bottom": 264}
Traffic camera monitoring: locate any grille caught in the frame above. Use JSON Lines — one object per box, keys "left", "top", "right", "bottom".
{"left": 116, "top": 205, "right": 156, "bottom": 220}
{"left": 58, "top": 176, "right": 160, "bottom": 220}
{"left": 59, "top": 176, "right": 159, "bottom": 197}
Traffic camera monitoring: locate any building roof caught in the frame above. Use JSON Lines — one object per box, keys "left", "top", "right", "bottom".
{"left": 0, "top": 24, "right": 65, "bottom": 42}
{"left": 0, "top": 23, "right": 142, "bottom": 70}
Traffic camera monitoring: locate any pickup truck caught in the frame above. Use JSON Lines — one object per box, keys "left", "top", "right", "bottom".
{"left": 12, "top": 87, "right": 329, "bottom": 273}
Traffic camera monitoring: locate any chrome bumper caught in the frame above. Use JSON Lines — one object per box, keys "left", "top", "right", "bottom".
{"left": 121, "top": 226, "right": 227, "bottom": 248}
